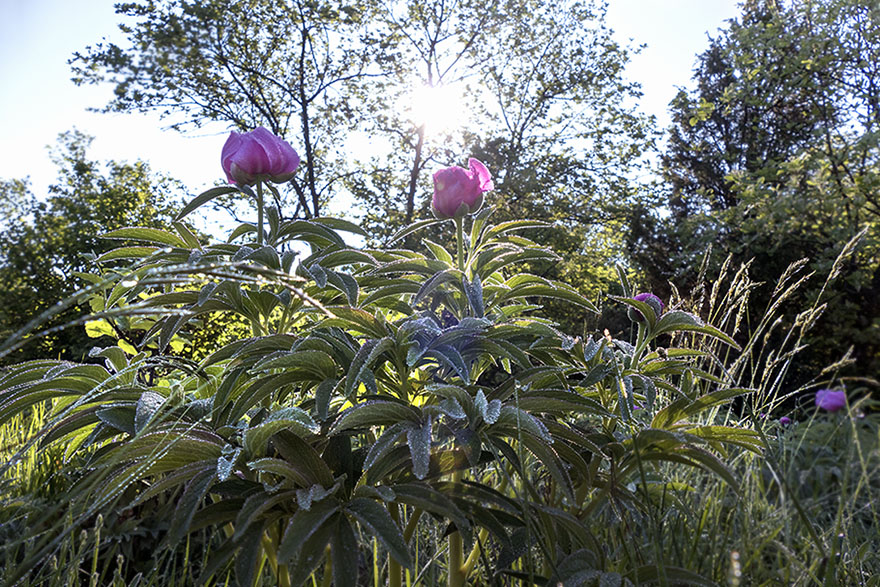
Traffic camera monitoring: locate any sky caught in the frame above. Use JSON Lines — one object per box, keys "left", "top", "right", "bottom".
{"left": 0, "top": 0, "right": 742, "bottom": 221}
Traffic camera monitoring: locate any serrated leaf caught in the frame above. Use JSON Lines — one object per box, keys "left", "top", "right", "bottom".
{"left": 277, "top": 500, "right": 339, "bottom": 563}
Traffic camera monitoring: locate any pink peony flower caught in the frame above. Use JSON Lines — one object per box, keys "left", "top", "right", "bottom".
{"left": 221, "top": 127, "right": 300, "bottom": 186}
{"left": 432, "top": 158, "right": 494, "bottom": 219}
{"left": 815, "top": 389, "right": 846, "bottom": 412}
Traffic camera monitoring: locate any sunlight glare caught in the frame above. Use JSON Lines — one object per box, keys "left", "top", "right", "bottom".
{"left": 404, "top": 82, "right": 467, "bottom": 134}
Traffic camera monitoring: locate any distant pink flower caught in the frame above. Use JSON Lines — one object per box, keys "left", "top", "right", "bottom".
{"left": 815, "top": 389, "right": 846, "bottom": 412}
{"left": 221, "top": 127, "right": 300, "bottom": 186}
{"left": 432, "top": 158, "right": 493, "bottom": 219}
{"left": 779, "top": 416, "right": 791, "bottom": 425}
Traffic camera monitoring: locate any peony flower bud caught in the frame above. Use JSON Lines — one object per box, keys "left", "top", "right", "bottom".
{"left": 221, "top": 127, "right": 300, "bottom": 186}
{"left": 815, "top": 388, "right": 846, "bottom": 412}
{"left": 628, "top": 292, "right": 665, "bottom": 322}
{"left": 432, "top": 158, "right": 494, "bottom": 219}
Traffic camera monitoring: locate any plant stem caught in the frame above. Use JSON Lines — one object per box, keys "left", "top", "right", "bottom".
{"left": 256, "top": 181, "right": 265, "bottom": 246}
{"left": 461, "top": 527, "right": 489, "bottom": 578}
{"left": 455, "top": 216, "right": 465, "bottom": 273}
{"left": 447, "top": 470, "right": 466, "bottom": 587}
{"left": 389, "top": 502, "right": 402, "bottom": 587}
{"left": 321, "top": 546, "right": 333, "bottom": 587}
{"left": 630, "top": 321, "right": 648, "bottom": 369}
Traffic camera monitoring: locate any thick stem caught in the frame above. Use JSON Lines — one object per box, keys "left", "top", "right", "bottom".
{"left": 447, "top": 470, "right": 465, "bottom": 587}
{"left": 256, "top": 181, "right": 265, "bottom": 246}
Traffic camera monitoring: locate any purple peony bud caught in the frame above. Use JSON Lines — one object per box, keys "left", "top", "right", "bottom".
{"left": 629, "top": 292, "right": 665, "bottom": 322}
{"left": 815, "top": 389, "right": 846, "bottom": 412}
{"left": 779, "top": 416, "right": 791, "bottom": 425}
{"left": 432, "top": 158, "right": 494, "bottom": 219}
{"left": 221, "top": 127, "right": 300, "bottom": 186}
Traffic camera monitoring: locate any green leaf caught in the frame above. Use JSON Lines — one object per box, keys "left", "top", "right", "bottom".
{"left": 331, "top": 516, "right": 360, "bottom": 587}
{"left": 387, "top": 218, "right": 445, "bottom": 244}
{"left": 406, "top": 418, "right": 432, "bottom": 479}
{"left": 422, "top": 239, "right": 454, "bottom": 264}
{"left": 101, "top": 226, "right": 187, "bottom": 248}
{"left": 166, "top": 468, "right": 216, "bottom": 547}
{"left": 244, "top": 407, "right": 319, "bottom": 456}
{"left": 346, "top": 498, "right": 412, "bottom": 568}
{"left": 320, "top": 307, "right": 388, "bottom": 338}
{"left": 312, "top": 216, "right": 368, "bottom": 237}
{"left": 414, "top": 269, "right": 461, "bottom": 304}
{"left": 176, "top": 185, "right": 239, "bottom": 220}
{"left": 332, "top": 400, "right": 421, "bottom": 434}
{"left": 484, "top": 219, "right": 549, "bottom": 239}
{"left": 391, "top": 482, "right": 470, "bottom": 533}
{"left": 278, "top": 501, "right": 340, "bottom": 563}
{"left": 344, "top": 337, "right": 393, "bottom": 399}
{"left": 97, "top": 246, "right": 159, "bottom": 262}
{"left": 272, "top": 430, "right": 335, "bottom": 487}
{"left": 235, "top": 521, "right": 267, "bottom": 587}
{"left": 653, "top": 310, "right": 740, "bottom": 348}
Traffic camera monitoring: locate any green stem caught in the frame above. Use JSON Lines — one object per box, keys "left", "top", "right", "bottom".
{"left": 461, "top": 527, "right": 489, "bottom": 578}
{"left": 455, "top": 216, "right": 465, "bottom": 273}
{"left": 389, "top": 503, "right": 402, "bottom": 587}
{"left": 447, "top": 470, "right": 465, "bottom": 587}
{"left": 256, "top": 181, "right": 265, "bottom": 246}
{"left": 403, "top": 508, "right": 424, "bottom": 543}
{"left": 630, "top": 321, "right": 648, "bottom": 369}
{"left": 321, "top": 546, "right": 333, "bottom": 587}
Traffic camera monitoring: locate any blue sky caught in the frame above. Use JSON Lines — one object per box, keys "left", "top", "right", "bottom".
{"left": 0, "top": 0, "right": 741, "bottom": 213}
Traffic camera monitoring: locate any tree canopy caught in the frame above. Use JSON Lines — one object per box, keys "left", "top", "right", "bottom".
{"left": 631, "top": 0, "right": 880, "bottom": 383}
{"left": 0, "top": 130, "right": 182, "bottom": 363}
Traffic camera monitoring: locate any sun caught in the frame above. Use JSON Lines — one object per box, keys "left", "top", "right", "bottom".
{"left": 403, "top": 81, "right": 468, "bottom": 135}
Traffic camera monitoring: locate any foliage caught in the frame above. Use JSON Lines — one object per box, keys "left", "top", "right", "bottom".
{"left": 630, "top": 0, "right": 880, "bottom": 384}
{"left": 0, "top": 131, "right": 183, "bottom": 364}
{"left": 0, "top": 174, "right": 764, "bottom": 585}
{"left": 70, "top": 0, "right": 656, "bottom": 330}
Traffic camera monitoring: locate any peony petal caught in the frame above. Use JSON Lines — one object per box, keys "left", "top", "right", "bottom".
{"left": 468, "top": 158, "right": 494, "bottom": 192}
{"left": 221, "top": 132, "right": 244, "bottom": 183}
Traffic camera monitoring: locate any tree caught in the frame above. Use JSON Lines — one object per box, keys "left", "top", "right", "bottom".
{"left": 632, "top": 0, "right": 880, "bottom": 382}
{"left": 71, "top": 0, "right": 656, "bottom": 323}
{"left": 0, "top": 130, "right": 182, "bottom": 363}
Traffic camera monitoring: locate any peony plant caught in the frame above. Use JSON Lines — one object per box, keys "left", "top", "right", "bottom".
{"left": 0, "top": 130, "right": 763, "bottom": 587}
